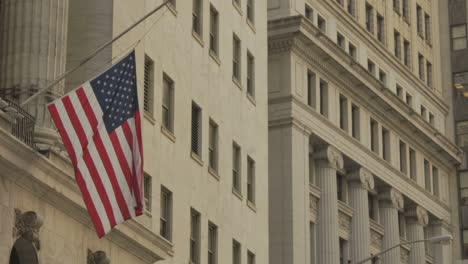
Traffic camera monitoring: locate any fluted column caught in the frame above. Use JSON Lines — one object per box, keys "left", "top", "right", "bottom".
{"left": 406, "top": 206, "right": 428, "bottom": 264}
{"left": 0, "top": 0, "right": 69, "bottom": 147}
{"left": 432, "top": 220, "right": 452, "bottom": 264}
{"left": 378, "top": 187, "right": 404, "bottom": 264}
{"left": 314, "top": 145, "right": 343, "bottom": 264}
{"left": 349, "top": 167, "right": 374, "bottom": 263}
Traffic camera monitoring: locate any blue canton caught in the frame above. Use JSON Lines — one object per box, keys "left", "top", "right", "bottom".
{"left": 90, "top": 51, "right": 139, "bottom": 133}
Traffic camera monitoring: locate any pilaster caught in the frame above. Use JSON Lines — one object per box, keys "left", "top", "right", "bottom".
{"left": 378, "top": 187, "right": 404, "bottom": 264}
{"left": 405, "top": 206, "right": 429, "bottom": 264}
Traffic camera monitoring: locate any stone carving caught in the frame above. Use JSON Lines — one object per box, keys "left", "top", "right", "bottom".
{"left": 405, "top": 206, "right": 429, "bottom": 226}
{"left": 401, "top": 247, "right": 410, "bottom": 264}
{"left": 378, "top": 188, "right": 404, "bottom": 210}
{"left": 309, "top": 194, "right": 318, "bottom": 213}
{"left": 348, "top": 167, "right": 374, "bottom": 190}
{"left": 370, "top": 230, "right": 383, "bottom": 250}
{"left": 314, "top": 145, "right": 344, "bottom": 170}
{"left": 339, "top": 211, "right": 351, "bottom": 232}
{"left": 87, "top": 249, "right": 111, "bottom": 264}
{"left": 13, "top": 209, "right": 43, "bottom": 250}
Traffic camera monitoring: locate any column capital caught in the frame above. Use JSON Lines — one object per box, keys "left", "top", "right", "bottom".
{"left": 313, "top": 145, "right": 344, "bottom": 170}
{"left": 405, "top": 206, "right": 429, "bottom": 226}
{"left": 378, "top": 187, "right": 404, "bottom": 210}
{"left": 348, "top": 167, "right": 374, "bottom": 191}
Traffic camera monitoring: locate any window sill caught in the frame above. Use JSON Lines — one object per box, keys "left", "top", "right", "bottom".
{"left": 192, "top": 31, "right": 204, "bottom": 47}
{"left": 247, "top": 19, "right": 256, "bottom": 33}
{"left": 208, "top": 167, "right": 220, "bottom": 181}
{"left": 167, "top": 3, "right": 177, "bottom": 16}
{"left": 190, "top": 151, "right": 204, "bottom": 167}
{"left": 161, "top": 126, "right": 176, "bottom": 143}
{"left": 247, "top": 201, "right": 256, "bottom": 212}
{"left": 144, "top": 111, "right": 156, "bottom": 125}
{"left": 233, "top": 1, "right": 243, "bottom": 16}
{"left": 209, "top": 50, "right": 221, "bottom": 65}
{"left": 232, "top": 188, "right": 243, "bottom": 200}
{"left": 246, "top": 93, "right": 256, "bottom": 106}
{"left": 233, "top": 77, "right": 243, "bottom": 90}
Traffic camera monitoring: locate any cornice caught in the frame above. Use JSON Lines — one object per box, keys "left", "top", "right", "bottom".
{"left": 0, "top": 128, "right": 173, "bottom": 263}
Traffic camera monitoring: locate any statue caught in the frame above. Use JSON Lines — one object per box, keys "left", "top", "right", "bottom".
{"left": 87, "top": 249, "right": 111, "bottom": 264}
{"left": 9, "top": 209, "right": 43, "bottom": 264}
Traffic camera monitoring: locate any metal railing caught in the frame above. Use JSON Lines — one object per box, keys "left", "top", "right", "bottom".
{"left": 1, "top": 98, "right": 35, "bottom": 147}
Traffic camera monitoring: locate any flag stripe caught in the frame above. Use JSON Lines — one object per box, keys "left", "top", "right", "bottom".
{"left": 62, "top": 96, "right": 118, "bottom": 228}
{"left": 51, "top": 101, "right": 111, "bottom": 235}
{"left": 127, "top": 117, "right": 143, "bottom": 213}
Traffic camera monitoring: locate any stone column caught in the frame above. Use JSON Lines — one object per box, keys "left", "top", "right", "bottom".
{"left": 0, "top": 0, "right": 69, "bottom": 147}
{"left": 314, "top": 146, "right": 343, "bottom": 264}
{"left": 348, "top": 167, "right": 374, "bottom": 263}
{"left": 406, "top": 206, "right": 428, "bottom": 264}
{"left": 432, "top": 220, "right": 452, "bottom": 264}
{"left": 378, "top": 187, "right": 404, "bottom": 264}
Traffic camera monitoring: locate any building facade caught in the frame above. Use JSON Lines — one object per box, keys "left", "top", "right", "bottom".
{"left": 0, "top": 0, "right": 268, "bottom": 263}
{"left": 268, "top": 0, "right": 463, "bottom": 263}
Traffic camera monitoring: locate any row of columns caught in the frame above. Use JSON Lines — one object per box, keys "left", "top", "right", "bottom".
{"left": 313, "top": 145, "right": 446, "bottom": 264}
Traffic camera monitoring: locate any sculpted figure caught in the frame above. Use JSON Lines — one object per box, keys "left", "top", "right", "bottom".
{"left": 9, "top": 210, "right": 43, "bottom": 264}
{"left": 87, "top": 249, "right": 111, "bottom": 264}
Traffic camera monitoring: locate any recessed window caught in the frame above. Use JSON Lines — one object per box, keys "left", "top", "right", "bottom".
{"left": 368, "top": 193, "right": 379, "bottom": 221}
{"left": 190, "top": 208, "right": 201, "bottom": 264}
{"left": 402, "top": 0, "right": 409, "bottom": 19}
{"left": 209, "top": 120, "right": 219, "bottom": 171}
{"left": 396, "top": 85, "right": 404, "bottom": 99}
{"left": 424, "top": 159, "right": 431, "bottom": 192}
{"left": 426, "top": 61, "right": 433, "bottom": 88}
{"left": 337, "top": 173, "right": 347, "bottom": 203}
{"left": 379, "top": 70, "right": 387, "bottom": 86}
{"left": 192, "top": 0, "right": 203, "bottom": 36}
{"left": 418, "top": 54, "right": 425, "bottom": 81}
{"left": 191, "top": 102, "right": 202, "bottom": 156}
{"left": 144, "top": 55, "right": 155, "bottom": 115}
{"left": 162, "top": 74, "right": 175, "bottom": 132}
{"left": 409, "top": 148, "right": 417, "bottom": 180}
{"left": 233, "top": 34, "right": 241, "bottom": 82}
{"left": 377, "top": 14, "right": 385, "bottom": 44}
{"left": 425, "top": 13, "right": 431, "bottom": 44}
{"left": 339, "top": 238, "right": 349, "bottom": 264}
{"left": 382, "top": 127, "right": 390, "bottom": 161}
{"left": 248, "top": 251, "right": 255, "bottom": 264}
{"left": 233, "top": 240, "right": 241, "bottom": 264}
{"left": 452, "top": 25, "right": 467, "bottom": 50}
{"left": 351, "top": 104, "right": 360, "bottom": 140}
{"left": 310, "top": 222, "right": 316, "bottom": 264}
{"left": 370, "top": 118, "right": 379, "bottom": 153}
{"left": 429, "top": 113, "right": 435, "bottom": 127}
{"left": 367, "top": 60, "right": 376, "bottom": 76}
{"left": 399, "top": 141, "right": 407, "bottom": 175}
{"left": 365, "top": 3, "right": 374, "bottom": 34}
{"left": 421, "top": 105, "right": 427, "bottom": 120}
{"left": 233, "top": 142, "right": 242, "bottom": 194}
{"left": 247, "top": 0, "right": 255, "bottom": 25}
{"left": 319, "top": 79, "right": 329, "bottom": 117}
{"left": 209, "top": 5, "right": 219, "bottom": 56}
{"left": 405, "top": 93, "right": 413, "bottom": 107}
{"left": 305, "top": 5, "right": 313, "bottom": 21}
{"left": 432, "top": 166, "right": 439, "bottom": 197}
{"left": 399, "top": 212, "right": 407, "bottom": 238}
{"left": 417, "top": 5, "right": 423, "bottom": 37}
{"left": 208, "top": 222, "right": 218, "bottom": 264}
{"left": 403, "top": 40, "right": 411, "bottom": 67}
{"left": 317, "top": 15, "right": 326, "bottom": 33}
{"left": 247, "top": 156, "right": 256, "bottom": 204}
{"left": 337, "top": 32, "right": 346, "bottom": 50}
{"left": 339, "top": 95, "right": 348, "bottom": 131}
{"left": 393, "top": 0, "right": 400, "bottom": 13}
{"left": 307, "top": 70, "right": 316, "bottom": 109}
{"left": 348, "top": 42, "right": 357, "bottom": 60}
{"left": 347, "top": 0, "right": 355, "bottom": 16}
{"left": 144, "top": 173, "right": 152, "bottom": 212}
{"left": 160, "top": 186, "right": 172, "bottom": 241}
{"left": 394, "top": 30, "right": 401, "bottom": 59}
{"left": 247, "top": 51, "right": 255, "bottom": 98}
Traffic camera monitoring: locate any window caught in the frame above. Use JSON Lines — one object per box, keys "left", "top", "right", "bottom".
{"left": 425, "top": 14, "right": 431, "bottom": 44}
{"left": 452, "top": 25, "right": 467, "bottom": 50}
{"left": 208, "top": 222, "right": 218, "bottom": 264}
{"left": 317, "top": 15, "right": 326, "bottom": 33}
{"left": 418, "top": 54, "right": 425, "bottom": 81}
{"left": 144, "top": 173, "right": 152, "bottom": 212}
{"left": 160, "top": 186, "right": 172, "bottom": 241}
{"left": 377, "top": 14, "right": 385, "bottom": 44}
{"left": 367, "top": 60, "right": 376, "bottom": 76}
{"left": 247, "top": 156, "right": 255, "bottom": 204}
{"left": 424, "top": 159, "right": 431, "bottom": 192}
{"left": 402, "top": 0, "right": 409, "bottom": 19}
{"left": 400, "top": 141, "right": 407, "bottom": 175}
{"left": 366, "top": 4, "right": 374, "bottom": 34}
{"left": 403, "top": 40, "right": 411, "bottom": 67}
{"left": 393, "top": 0, "right": 400, "bottom": 13}
{"left": 339, "top": 95, "right": 348, "bottom": 131}
{"left": 191, "top": 102, "right": 202, "bottom": 156}
{"left": 417, "top": 5, "right": 423, "bottom": 37}
{"left": 190, "top": 209, "right": 201, "bottom": 264}
{"left": 339, "top": 238, "right": 348, "bottom": 264}
{"left": 409, "top": 148, "right": 416, "bottom": 180}
{"left": 233, "top": 34, "right": 241, "bottom": 82}
{"left": 379, "top": 70, "right": 387, "bottom": 86}
{"left": 337, "top": 173, "right": 347, "bottom": 203}
{"left": 193, "top": 0, "right": 202, "bottom": 36}
{"left": 247, "top": 251, "right": 255, "bottom": 264}
{"left": 247, "top": 51, "right": 255, "bottom": 97}
{"left": 305, "top": 5, "right": 313, "bottom": 21}
{"left": 406, "top": 93, "right": 413, "bottom": 107}
{"left": 421, "top": 105, "right": 427, "bottom": 120}
{"left": 319, "top": 79, "right": 329, "bottom": 117}
{"left": 233, "top": 142, "right": 241, "bottom": 193}
{"left": 347, "top": 0, "right": 355, "bottom": 16}
{"left": 349, "top": 42, "right": 357, "bottom": 60}
{"left": 310, "top": 222, "right": 316, "bottom": 264}
{"left": 429, "top": 113, "right": 435, "bottom": 127}
{"left": 209, "top": 120, "right": 218, "bottom": 171}
{"left": 351, "top": 104, "right": 360, "bottom": 140}
{"left": 162, "top": 74, "right": 174, "bottom": 132}
{"left": 233, "top": 240, "right": 241, "bottom": 264}
{"left": 432, "top": 166, "right": 439, "bottom": 197}
{"left": 337, "top": 32, "right": 346, "bottom": 50}
{"left": 382, "top": 127, "right": 390, "bottom": 161}
{"left": 307, "top": 70, "right": 316, "bottom": 108}
{"left": 394, "top": 30, "right": 401, "bottom": 59}
{"left": 144, "top": 55, "right": 155, "bottom": 115}
{"left": 247, "top": 0, "right": 254, "bottom": 25}
{"left": 370, "top": 118, "right": 379, "bottom": 153}
{"left": 368, "top": 194, "right": 378, "bottom": 221}
{"left": 396, "top": 85, "right": 404, "bottom": 99}
{"left": 398, "top": 212, "right": 407, "bottom": 238}
{"left": 210, "top": 6, "right": 219, "bottom": 56}
{"left": 426, "top": 61, "right": 432, "bottom": 88}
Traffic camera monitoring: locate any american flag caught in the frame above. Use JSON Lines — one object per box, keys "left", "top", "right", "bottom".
{"left": 48, "top": 51, "right": 144, "bottom": 237}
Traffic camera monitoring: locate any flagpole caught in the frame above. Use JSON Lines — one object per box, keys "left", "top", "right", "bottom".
{"left": 21, "top": 0, "right": 170, "bottom": 107}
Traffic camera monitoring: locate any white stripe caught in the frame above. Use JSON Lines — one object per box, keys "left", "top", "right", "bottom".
{"left": 69, "top": 90, "right": 125, "bottom": 224}
{"left": 126, "top": 119, "right": 143, "bottom": 207}
{"left": 54, "top": 98, "right": 111, "bottom": 233}
{"left": 82, "top": 84, "right": 137, "bottom": 217}
{"left": 115, "top": 123, "right": 137, "bottom": 208}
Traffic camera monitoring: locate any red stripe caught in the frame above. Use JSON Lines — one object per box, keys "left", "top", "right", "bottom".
{"left": 122, "top": 120, "right": 142, "bottom": 214}
{"left": 62, "top": 96, "right": 117, "bottom": 228}
{"left": 109, "top": 132, "right": 132, "bottom": 189}
{"left": 48, "top": 103, "right": 105, "bottom": 237}
{"left": 76, "top": 89, "right": 131, "bottom": 220}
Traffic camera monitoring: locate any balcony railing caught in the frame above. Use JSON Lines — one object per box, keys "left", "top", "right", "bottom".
{"left": 1, "top": 98, "right": 35, "bottom": 147}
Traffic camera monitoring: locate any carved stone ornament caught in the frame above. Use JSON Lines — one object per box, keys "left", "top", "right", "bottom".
{"left": 378, "top": 188, "right": 404, "bottom": 210}
{"left": 87, "top": 249, "right": 111, "bottom": 264}
{"left": 405, "top": 205, "right": 429, "bottom": 226}
{"left": 348, "top": 167, "right": 374, "bottom": 191}
{"left": 13, "top": 209, "right": 43, "bottom": 250}
{"left": 313, "top": 145, "right": 344, "bottom": 170}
